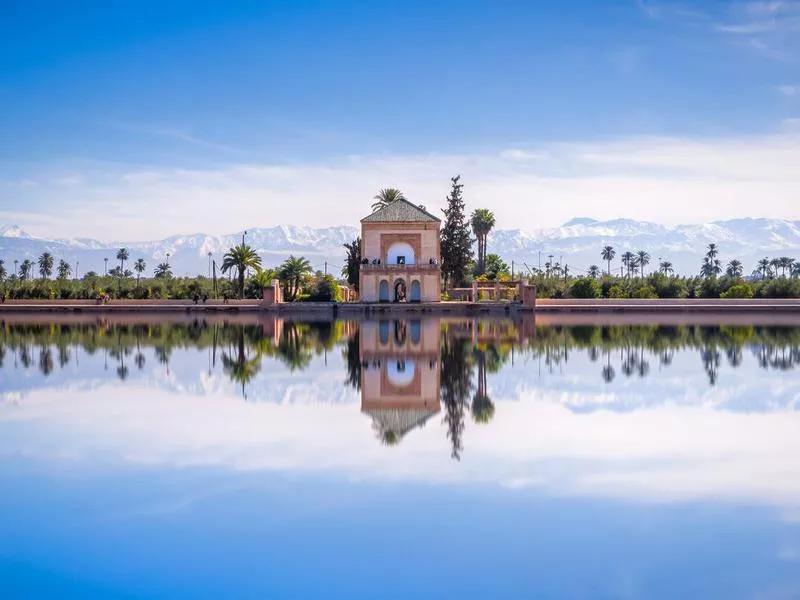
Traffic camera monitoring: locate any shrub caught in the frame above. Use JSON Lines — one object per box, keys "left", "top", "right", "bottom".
{"left": 307, "top": 275, "right": 341, "bottom": 302}
{"left": 607, "top": 285, "right": 626, "bottom": 299}
{"left": 720, "top": 284, "right": 754, "bottom": 299}
{"left": 632, "top": 285, "right": 658, "bottom": 299}
{"left": 569, "top": 277, "right": 601, "bottom": 299}
{"left": 756, "top": 277, "right": 800, "bottom": 299}
{"left": 649, "top": 274, "right": 687, "bottom": 299}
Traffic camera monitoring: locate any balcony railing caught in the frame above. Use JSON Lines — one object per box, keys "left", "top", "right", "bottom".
{"left": 361, "top": 262, "right": 440, "bottom": 271}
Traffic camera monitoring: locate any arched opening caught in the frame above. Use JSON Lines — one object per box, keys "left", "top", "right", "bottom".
{"left": 394, "top": 279, "right": 407, "bottom": 302}
{"left": 387, "top": 359, "right": 417, "bottom": 387}
{"left": 409, "top": 280, "right": 421, "bottom": 303}
{"left": 379, "top": 320, "right": 390, "bottom": 345}
{"left": 410, "top": 320, "right": 421, "bottom": 345}
{"left": 387, "top": 242, "right": 416, "bottom": 266}
{"left": 378, "top": 280, "right": 390, "bottom": 302}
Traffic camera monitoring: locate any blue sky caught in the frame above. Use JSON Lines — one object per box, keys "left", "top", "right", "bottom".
{"left": 1, "top": 0, "right": 799, "bottom": 240}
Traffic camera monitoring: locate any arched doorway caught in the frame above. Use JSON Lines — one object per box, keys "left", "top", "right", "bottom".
{"left": 394, "top": 279, "right": 407, "bottom": 302}
{"left": 409, "top": 280, "right": 421, "bottom": 303}
{"left": 379, "top": 280, "right": 390, "bottom": 302}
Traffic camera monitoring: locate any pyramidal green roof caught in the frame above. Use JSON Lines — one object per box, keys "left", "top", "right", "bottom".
{"left": 361, "top": 198, "right": 441, "bottom": 223}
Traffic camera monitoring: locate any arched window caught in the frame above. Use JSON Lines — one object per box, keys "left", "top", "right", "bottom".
{"left": 379, "top": 320, "right": 390, "bottom": 345}
{"left": 387, "top": 242, "right": 416, "bottom": 265}
{"left": 379, "top": 280, "right": 390, "bottom": 302}
{"left": 409, "top": 280, "right": 421, "bottom": 302}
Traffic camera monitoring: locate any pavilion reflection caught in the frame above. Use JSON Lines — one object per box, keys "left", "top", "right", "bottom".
{"left": 359, "top": 319, "right": 441, "bottom": 446}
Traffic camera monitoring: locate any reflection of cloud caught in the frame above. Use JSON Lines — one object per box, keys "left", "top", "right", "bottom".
{"left": 4, "top": 386, "right": 800, "bottom": 510}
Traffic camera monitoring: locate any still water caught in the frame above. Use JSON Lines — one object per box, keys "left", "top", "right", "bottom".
{"left": 1, "top": 315, "right": 800, "bottom": 599}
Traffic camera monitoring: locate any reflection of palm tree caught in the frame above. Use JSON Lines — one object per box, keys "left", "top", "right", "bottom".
{"left": 135, "top": 353, "right": 146, "bottom": 370}
{"left": 275, "top": 322, "right": 314, "bottom": 371}
{"left": 701, "top": 347, "right": 721, "bottom": 385}
{"left": 39, "top": 347, "right": 54, "bottom": 376}
{"left": 601, "top": 349, "right": 615, "bottom": 383}
{"left": 471, "top": 349, "right": 495, "bottom": 424}
{"left": 343, "top": 331, "right": 361, "bottom": 391}
{"left": 222, "top": 327, "right": 261, "bottom": 399}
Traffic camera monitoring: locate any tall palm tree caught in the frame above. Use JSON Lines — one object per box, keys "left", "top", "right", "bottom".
{"left": 587, "top": 265, "right": 600, "bottom": 279}
{"left": 757, "top": 257, "right": 771, "bottom": 279}
{"left": 792, "top": 262, "right": 800, "bottom": 278}
{"left": 636, "top": 250, "right": 650, "bottom": 277}
{"left": 778, "top": 256, "right": 794, "bottom": 277}
{"left": 134, "top": 258, "right": 146, "bottom": 287}
{"left": 221, "top": 243, "right": 262, "bottom": 299}
{"left": 57, "top": 259, "right": 71, "bottom": 280}
{"left": 770, "top": 257, "right": 781, "bottom": 278}
{"left": 658, "top": 260, "right": 673, "bottom": 275}
{"left": 154, "top": 263, "right": 172, "bottom": 279}
{"left": 371, "top": 188, "right": 406, "bottom": 212}
{"left": 116, "top": 248, "right": 129, "bottom": 274}
{"left": 278, "top": 255, "right": 312, "bottom": 302}
{"left": 470, "top": 208, "right": 496, "bottom": 275}
{"left": 701, "top": 256, "right": 721, "bottom": 278}
{"left": 725, "top": 259, "right": 743, "bottom": 278}
{"left": 621, "top": 251, "right": 635, "bottom": 278}
{"left": 19, "top": 259, "right": 33, "bottom": 281}
{"left": 706, "top": 243, "right": 719, "bottom": 261}
{"left": 601, "top": 245, "right": 615, "bottom": 276}
{"left": 37, "top": 252, "right": 54, "bottom": 279}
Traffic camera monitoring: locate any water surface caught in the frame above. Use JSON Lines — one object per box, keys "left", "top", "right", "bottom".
{"left": 1, "top": 315, "right": 800, "bottom": 599}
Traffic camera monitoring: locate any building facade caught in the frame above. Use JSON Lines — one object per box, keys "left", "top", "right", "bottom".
{"left": 359, "top": 199, "right": 441, "bottom": 303}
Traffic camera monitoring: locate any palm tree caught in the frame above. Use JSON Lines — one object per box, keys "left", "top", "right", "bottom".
{"left": 792, "top": 262, "right": 800, "bottom": 278}
{"left": 601, "top": 245, "right": 615, "bottom": 276}
{"left": 134, "top": 258, "right": 146, "bottom": 287}
{"left": 470, "top": 208, "right": 496, "bottom": 275}
{"left": 57, "top": 259, "right": 71, "bottom": 280}
{"left": 621, "top": 251, "right": 635, "bottom": 278}
{"left": 19, "top": 259, "right": 33, "bottom": 281}
{"left": 706, "top": 243, "right": 719, "bottom": 261}
{"left": 587, "top": 265, "right": 600, "bottom": 279}
{"left": 371, "top": 188, "right": 406, "bottom": 212}
{"left": 757, "top": 257, "right": 772, "bottom": 279}
{"left": 778, "top": 256, "right": 794, "bottom": 277}
{"left": 725, "top": 259, "right": 743, "bottom": 278}
{"left": 116, "top": 248, "right": 129, "bottom": 274}
{"left": 658, "top": 260, "right": 673, "bottom": 275}
{"left": 37, "top": 252, "right": 54, "bottom": 279}
{"left": 221, "top": 243, "right": 262, "bottom": 299}
{"left": 701, "top": 256, "right": 721, "bottom": 278}
{"left": 636, "top": 250, "right": 650, "bottom": 277}
{"left": 278, "top": 255, "right": 312, "bottom": 302}
{"left": 154, "top": 263, "right": 172, "bottom": 279}
{"left": 770, "top": 257, "right": 780, "bottom": 278}
{"left": 0, "top": 260, "right": 6, "bottom": 283}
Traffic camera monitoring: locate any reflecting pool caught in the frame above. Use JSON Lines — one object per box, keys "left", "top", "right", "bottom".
{"left": 1, "top": 315, "right": 800, "bottom": 599}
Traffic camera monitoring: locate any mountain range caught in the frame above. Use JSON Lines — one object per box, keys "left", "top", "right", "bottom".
{"left": 1, "top": 218, "right": 800, "bottom": 278}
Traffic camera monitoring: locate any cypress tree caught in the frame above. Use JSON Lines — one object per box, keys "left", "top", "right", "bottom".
{"left": 440, "top": 175, "right": 474, "bottom": 290}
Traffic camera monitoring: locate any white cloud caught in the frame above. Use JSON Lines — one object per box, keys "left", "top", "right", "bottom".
{"left": 777, "top": 84, "right": 800, "bottom": 96}
{"left": 3, "top": 131, "right": 800, "bottom": 241}
{"left": 5, "top": 386, "right": 800, "bottom": 509}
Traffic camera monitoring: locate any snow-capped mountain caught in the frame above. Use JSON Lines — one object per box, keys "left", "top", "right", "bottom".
{"left": 1, "top": 218, "right": 799, "bottom": 277}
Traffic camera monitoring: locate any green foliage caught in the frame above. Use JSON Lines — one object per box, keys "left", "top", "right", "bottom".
{"left": 484, "top": 253, "right": 509, "bottom": 280}
{"left": 569, "top": 277, "right": 601, "bottom": 299}
{"left": 648, "top": 273, "right": 687, "bottom": 298}
{"left": 306, "top": 275, "right": 342, "bottom": 302}
{"left": 221, "top": 243, "right": 262, "bottom": 299}
{"left": 721, "top": 283, "right": 754, "bottom": 299}
{"left": 631, "top": 285, "right": 658, "bottom": 299}
{"left": 371, "top": 188, "right": 406, "bottom": 212}
{"left": 278, "top": 255, "right": 312, "bottom": 302}
{"left": 440, "top": 175, "right": 474, "bottom": 289}
{"left": 470, "top": 208, "right": 496, "bottom": 275}
{"left": 607, "top": 284, "right": 626, "bottom": 298}
{"left": 342, "top": 237, "right": 361, "bottom": 291}
{"left": 755, "top": 277, "right": 800, "bottom": 298}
